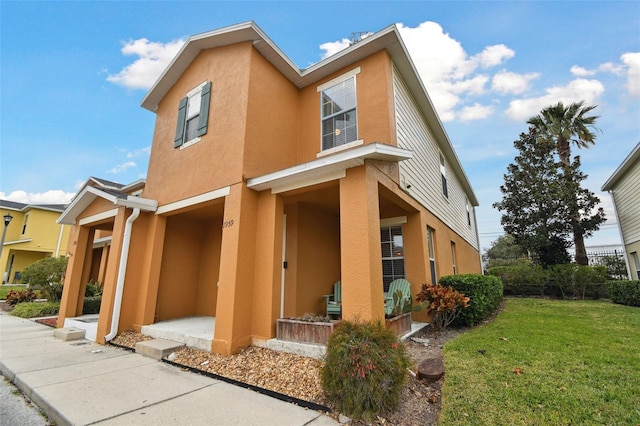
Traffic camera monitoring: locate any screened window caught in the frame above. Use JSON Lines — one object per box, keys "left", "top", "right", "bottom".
{"left": 321, "top": 77, "right": 358, "bottom": 151}
{"left": 451, "top": 241, "right": 457, "bottom": 275}
{"left": 381, "top": 225, "right": 404, "bottom": 291}
{"left": 174, "top": 81, "right": 212, "bottom": 148}
{"left": 427, "top": 227, "right": 437, "bottom": 284}
{"left": 439, "top": 153, "right": 448, "bottom": 198}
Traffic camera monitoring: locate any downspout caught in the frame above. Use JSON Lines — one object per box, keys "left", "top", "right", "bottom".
{"left": 105, "top": 207, "right": 140, "bottom": 342}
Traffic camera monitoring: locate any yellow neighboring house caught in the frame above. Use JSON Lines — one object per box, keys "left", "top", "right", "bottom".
{"left": 0, "top": 200, "right": 71, "bottom": 284}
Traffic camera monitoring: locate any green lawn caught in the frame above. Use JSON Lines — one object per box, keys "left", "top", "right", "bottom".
{"left": 0, "top": 284, "right": 27, "bottom": 300}
{"left": 440, "top": 298, "right": 640, "bottom": 425}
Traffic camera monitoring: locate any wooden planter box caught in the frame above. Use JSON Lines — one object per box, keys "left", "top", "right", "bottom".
{"left": 385, "top": 313, "right": 412, "bottom": 336}
{"left": 276, "top": 318, "right": 341, "bottom": 345}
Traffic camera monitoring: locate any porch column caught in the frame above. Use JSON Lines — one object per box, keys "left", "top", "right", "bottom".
{"left": 339, "top": 164, "right": 385, "bottom": 323}
{"left": 137, "top": 214, "right": 167, "bottom": 328}
{"left": 403, "top": 212, "right": 430, "bottom": 321}
{"left": 252, "top": 192, "right": 284, "bottom": 340}
{"left": 96, "top": 209, "right": 127, "bottom": 344}
{"left": 212, "top": 182, "right": 259, "bottom": 355}
{"left": 57, "top": 225, "right": 94, "bottom": 328}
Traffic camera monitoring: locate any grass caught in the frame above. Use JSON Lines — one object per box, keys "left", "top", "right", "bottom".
{"left": 440, "top": 298, "right": 640, "bottom": 425}
{"left": 0, "top": 284, "right": 27, "bottom": 299}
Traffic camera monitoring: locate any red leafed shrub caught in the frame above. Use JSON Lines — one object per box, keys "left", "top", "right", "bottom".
{"left": 6, "top": 289, "right": 38, "bottom": 307}
{"left": 414, "top": 283, "right": 469, "bottom": 330}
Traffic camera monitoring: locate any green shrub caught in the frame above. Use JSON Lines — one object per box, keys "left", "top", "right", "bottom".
{"left": 439, "top": 274, "right": 503, "bottom": 327}
{"left": 607, "top": 280, "right": 640, "bottom": 307}
{"left": 83, "top": 296, "right": 102, "bottom": 314}
{"left": 549, "top": 264, "right": 608, "bottom": 299}
{"left": 5, "top": 289, "right": 37, "bottom": 306}
{"left": 21, "top": 257, "right": 67, "bottom": 287}
{"left": 10, "top": 302, "right": 60, "bottom": 318}
{"left": 84, "top": 280, "right": 103, "bottom": 297}
{"left": 38, "top": 282, "right": 64, "bottom": 302}
{"left": 321, "top": 320, "right": 410, "bottom": 421}
{"left": 414, "top": 282, "right": 469, "bottom": 330}
{"left": 488, "top": 264, "right": 550, "bottom": 297}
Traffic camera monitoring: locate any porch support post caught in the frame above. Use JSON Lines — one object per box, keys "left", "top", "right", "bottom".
{"left": 96, "top": 209, "right": 127, "bottom": 344}
{"left": 57, "top": 225, "right": 94, "bottom": 328}
{"left": 339, "top": 164, "right": 385, "bottom": 323}
{"left": 136, "top": 214, "right": 167, "bottom": 329}
{"left": 212, "top": 182, "right": 259, "bottom": 355}
{"left": 403, "top": 212, "right": 430, "bottom": 321}
{"left": 252, "top": 192, "right": 284, "bottom": 340}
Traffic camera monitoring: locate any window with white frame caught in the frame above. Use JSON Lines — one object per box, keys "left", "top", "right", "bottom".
{"left": 439, "top": 153, "right": 448, "bottom": 198}
{"left": 451, "top": 241, "right": 457, "bottom": 275}
{"left": 319, "top": 70, "right": 359, "bottom": 151}
{"left": 466, "top": 198, "right": 471, "bottom": 227}
{"left": 381, "top": 225, "right": 404, "bottom": 291}
{"left": 632, "top": 252, "right": 640, "bottom": 280}
{"left": 21, "top": 213, "right": 29, "bottom": 235}
{"left": 427, "top": 227, "right": 437, "bottom": 284}
{"left": 174, "top": 81, "right": 212, "bottom": 149}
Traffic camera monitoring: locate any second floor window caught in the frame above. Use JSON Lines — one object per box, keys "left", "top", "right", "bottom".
{"left": 174, "top": 81, "right": 212, "bottom": 149}
{"left": 439, "top": 153, "right": 448, "bottom": 198}
{"left": 321, "top": 76, "right": 358, "bottom": 151}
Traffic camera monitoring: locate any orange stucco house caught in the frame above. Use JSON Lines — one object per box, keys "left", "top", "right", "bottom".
{"left": 57, "top": 22, "right": 481, "bottom": 355}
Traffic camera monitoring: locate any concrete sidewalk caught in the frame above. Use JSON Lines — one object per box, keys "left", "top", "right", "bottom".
{"left": 0, "top": 312, "right": 339, "bottom": 425}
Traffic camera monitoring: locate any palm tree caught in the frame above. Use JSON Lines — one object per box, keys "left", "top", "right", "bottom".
{"left": 527, "top": 101, "right": 600, "bottom": 265}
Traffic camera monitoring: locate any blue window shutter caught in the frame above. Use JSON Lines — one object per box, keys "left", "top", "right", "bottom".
{"left": 174, "top": 97, "right": 188, "bottom": 148}
{"left": 197, "top": 82, "right": 212, "bottom": 137}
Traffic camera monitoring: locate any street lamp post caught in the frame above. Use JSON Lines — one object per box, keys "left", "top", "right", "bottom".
{"left": 0, "top": 213, "right": 13, "bottom": 283}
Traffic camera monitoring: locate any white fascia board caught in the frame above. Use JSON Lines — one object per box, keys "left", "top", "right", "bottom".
{"left": 57, "top": 186, "right": 115, "bottom": 225}
{"left": 156, "top": 186, "right": 231, "bottom": 215}
{"left": 602, "top": 141, "right": 640, "bottom": 191}
{"left": 79, "top": 209, "right": 119, "bottom": 226}
{"left": 114, "top": 195, "right": 158, "bottom": 212}
{"left": 3, "top": 238, "right": 33, "bottom": 246}
{"left": 247, "top": 143, "right": 412, "bottom": 192}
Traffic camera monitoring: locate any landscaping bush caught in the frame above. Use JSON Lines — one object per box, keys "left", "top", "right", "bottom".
{"left": 488, "top": 264, "right": 550, "bottom": 297}
{"left": 83, "top": 296, "right": 102, "bottom": 314}
{"left": 549, "top": 264, "right": 608, "bottom": 299}
{"left": 5, "top": 289, "right": 37, "bottom": 306}
{"left": 439, "top": 274, "right": 503, "bottom": 327}
{"left": 607, "top": 280, "right": 640, "bottom": 307}
{"left": 85, "top": 280, "right": 103, "bottom": 297}
{"left": 10, "top": 302, "right": 60, "bottom": 318}
{"left": 21, "top": 257, "right": 67, "bottom": 287}
{"left": 321, "top": 320, "right": 410, "bottom": 421}
{"left": 414, "top": 282, "right": 469, "bottom": 330}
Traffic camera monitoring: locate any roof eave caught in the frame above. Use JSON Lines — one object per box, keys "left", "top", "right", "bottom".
{"left": 601, "top": 141, "right": 640, "bottom": 191}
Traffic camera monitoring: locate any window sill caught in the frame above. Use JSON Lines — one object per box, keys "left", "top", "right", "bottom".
{"left": 179, "top": 137, "right": 202, "bottom": 150}
{"left": 317, "top": 139, "right": 364, "bottom": 158}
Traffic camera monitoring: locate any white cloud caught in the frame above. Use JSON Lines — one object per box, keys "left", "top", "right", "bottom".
{"left": 108, "top": 161, "right": 137, "bottom": 174}
{"left": 319, "top": 39, "right": 351, "bottom": 59}
{"left": 126, "top": 146, "right": 151, "bottom": 158}
{"left": 505, "top": 78, "right": 605, "bottom": 121}
{"left": 0, "top": 190, "right": 75, "bottom": 204}
{"left": 491, "top": 71, "right": 540, "bottom": 94}
{"left": 458, "top": 103, "right": 494, "bottom": 121}
{"left": 107, "top": 38, "right": 186, "bottom": 90}
{"left": 472, "top": 44, "right": 515, "bottom": 69}
{"left": 570, "top": 65, "right": 595, "bottom": 77}
{"left": 621, "top": 52, "right": 640, "bottom": 97}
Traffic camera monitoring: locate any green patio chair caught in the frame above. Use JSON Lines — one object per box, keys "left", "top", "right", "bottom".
{"left": 323, "top": 280, "right": 342, "bottom": 317}
{"left": 384, "top": 278, "right": 411, "bottom": 316}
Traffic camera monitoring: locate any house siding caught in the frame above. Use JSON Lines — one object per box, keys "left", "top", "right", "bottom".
{"left": 612, "top": 163, "right": 640, "bottom": 245}
{"left": 393, "top": 66, "right": 479, "bottom": 250}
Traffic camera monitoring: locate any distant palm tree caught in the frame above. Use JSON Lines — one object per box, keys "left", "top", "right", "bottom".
{"left": 527, "top": 101, "right": 600, "bottom": 266}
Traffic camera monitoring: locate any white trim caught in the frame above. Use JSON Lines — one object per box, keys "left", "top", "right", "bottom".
{"left": 317, "top": 139, "right": 363, "bottom": 158}
{"left": 271, "top": 170, "right": 346, "bottom": 194}
{"left": 380, "top": 216, "right": 407, "bottom": 227}
{"left": 179, "top": 136, "right": 201, "bottom": 150}
{"left": 79, "top": 209, "right": 119, "bottom": 226}
{"left": 93, "top": 236, "right": 112, "bottom": 248}
{"left": 248, "top": 143, "right": 412, "bottom": 192}
{"left": 55, "top": 224, "right": 64, "bottom": 257}
{"left": 317, "top": 67, "right": 361, "bottom": 92}
{"left": 156, "top": 187, "right": 231, "bottom": 215}
{"left": 3, "top": 238, "right": 33, "bottom": 246}
{"left": 280, "top": 214, "right": 287, "bottom": 319}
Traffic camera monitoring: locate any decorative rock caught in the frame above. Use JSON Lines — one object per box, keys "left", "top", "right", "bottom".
{"left": 410, "top": 337, "right": 430, "bottom": 346}
{"left": 417, "top": 357, "right": 445, "bottom": 382}
{"left": 338, "top": 414, "right": 352, "bottom": 424}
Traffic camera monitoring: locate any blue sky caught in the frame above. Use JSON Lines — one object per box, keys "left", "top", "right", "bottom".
{"left": 1, "top": 1, "right": 639, "bottom": 253}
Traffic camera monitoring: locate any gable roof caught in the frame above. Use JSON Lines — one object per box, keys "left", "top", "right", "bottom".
{"left": 601, "top": 141, "right": 640, "bottom": 191}
{"left": 57, "top": 177, "right": 156, "bottom": 225}
{"left": 141, "top": 21, "right": 478, "bottom": 206}
{"left": 0, "top": 199, "right": 67, "bottom": 213}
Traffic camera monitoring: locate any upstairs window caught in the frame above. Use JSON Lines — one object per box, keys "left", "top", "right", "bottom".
{"left": 174, "top": 81, "right": 212, "bottom": 149}
{"left": 319, "top": 68, "right": 359, "bottom": 151}
{"left": 439, "top": 153, "right": 448, "bottom": 198}
{"left": 21, "top": 213, "right": 29, "bottom": 235}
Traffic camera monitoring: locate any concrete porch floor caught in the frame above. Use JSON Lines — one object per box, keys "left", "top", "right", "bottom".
{"left": 141, "top": 316, "right": 215, "bottom": 351}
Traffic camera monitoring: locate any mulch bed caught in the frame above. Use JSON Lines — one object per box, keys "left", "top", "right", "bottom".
{"left": 34, "top": 316, "right": 58, "bottom": 327}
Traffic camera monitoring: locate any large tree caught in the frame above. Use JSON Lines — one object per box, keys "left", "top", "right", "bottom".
{"left": 527, "top": 101, "right": 600, "bottom": 265}
{"left": 494, "top": 129, "right": 574, "bottom": 267}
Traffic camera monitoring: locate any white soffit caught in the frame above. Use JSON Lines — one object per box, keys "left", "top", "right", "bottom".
{"left": 247, "top": 143, "right": 412, "bottom": 192}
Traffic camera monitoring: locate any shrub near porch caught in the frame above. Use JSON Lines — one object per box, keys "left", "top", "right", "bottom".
{"left": 440, "top": 298, "right": 640, "bottom": 425}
